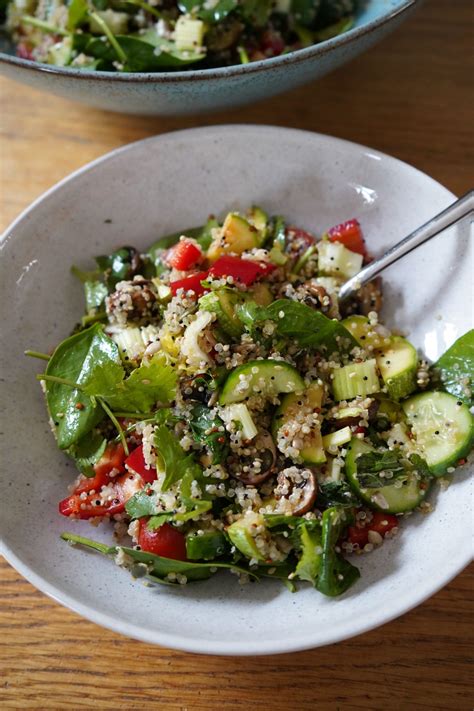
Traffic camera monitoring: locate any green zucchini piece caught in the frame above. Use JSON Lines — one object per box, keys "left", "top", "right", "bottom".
{"left": 332, "top": 359, "right": 380, "bottom": 401}
{"left": 345, "top": 438, "right": 429, "bottom": 513}
{"left": 403, "top": 391, "right": 473, "bottom": 476}
{"left": 226, "top": 512, "right": 267, "bottom": 561}
{"left": 376, "top": 336, "right": 418, "bottom": 401}
{"left": 273, "top": 381, "right": 326, "bottom": 464}
{"left": 220, "top": 359, "right": 304, "bottom": 405}
{"left": 341, "top": 314, "right": 388, "bottom": 350}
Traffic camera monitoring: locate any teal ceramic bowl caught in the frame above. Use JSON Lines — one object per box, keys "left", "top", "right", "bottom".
{"left": 0, "top": 0, "right": 418, "bottom": 115}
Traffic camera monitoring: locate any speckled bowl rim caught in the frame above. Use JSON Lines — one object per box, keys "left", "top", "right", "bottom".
{"left": 0, "top": 0, "right": 417, "bottom": 82}
{"left": 0, "top": 125, "right": 471, "bottom": 655}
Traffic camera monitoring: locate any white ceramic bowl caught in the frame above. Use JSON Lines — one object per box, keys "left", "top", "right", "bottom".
{"left": 0, "top": 126, "right": 471, "bottom": 655}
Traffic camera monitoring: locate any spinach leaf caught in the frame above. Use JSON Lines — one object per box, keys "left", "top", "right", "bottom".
{"left": 294, "top": 523, "right": 322, "bottom": 585}
{"left": 317, "top": 507, "right": 360, "bottom": 597}
{"left": 45, "top": 324, "right": 118, "bottom": 448}
{"left": 84, "top": 280, "right": 108, "bottom": 312}
{"left": 317, "top": 480, "right": 360, "bottom": 508}
{"left": 291, "top": 0, "right": 321, "bottom": 27}
{"left": 186, "top": 531, "right": 228, "bottom": 560}
{"left": 154, "top": 424, "right": 200, "bottom": 492}
{"left": 237, "top": 299, "right": 358, "bottom": 355}
{"left": 189, "top": 403, "right": 229, "bottom": 465}
{"left": 87, "top": 34, "right": 206, "bottom": 72}
{"left": 432, "top": 330, "right": 474, "bottom": 405}
{"left": 239, "top": 0, "right": 273, "bottom": 25}
{"left": 69, "top": 431, "right": 107, "bottom": 478}
{"left": 71, "top": 264, "right": 101, "bottom": 283}
{"left": 95, "top": 246, "right": 143, "bottom": 290}
{"left": 84, "top": 352, "right": 177, "bottom": 412}
{"left": 178, "top": 0, "right": 237, "bottom": 23}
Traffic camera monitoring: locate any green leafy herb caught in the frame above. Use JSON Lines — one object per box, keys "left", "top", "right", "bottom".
{"left": 317, "top": 507, "right": 360, "bottom": 597}
{"left": 317, "top": 480, "right": 360, "bottom": 508}
{"left": 85, "top": 353, "right": 177, "bottom": 412}
{"left": 125, "top": 485, "right": 160, "bottom": 518}
{"left": 189, "top": 403, "right": 229, "bottom": 465}
{"left": 147, "top": 513, "right": 173, "bottom": 530}
{"left": 69, "top": 431, "right": 107, "bottom": 478}
{"left": 355, "top": 450, "right": 432, "bottom": 489}
{"left": 67, "top": 0, "right": 88, "bottom": 30}
{"left": 432, "top": 330, "right": 474, "bottom": 405}
{"left": 95, "top": 246, "right": 141, "bottom": 290}
{"left": 237, "top": 299, "right": 358, "bottom": 355}
{"left": 154, "top": 425, "right": 200, "bottom": 492}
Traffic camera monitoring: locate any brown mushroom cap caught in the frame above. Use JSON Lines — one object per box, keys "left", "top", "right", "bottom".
{"left": 228, "top": 429, "right": 276, "bottom": 486}
{"left": 275, "top": 466, "right": 318, "bottom": 516}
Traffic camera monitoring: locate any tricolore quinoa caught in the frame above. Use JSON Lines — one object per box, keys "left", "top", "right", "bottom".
{"left": 30, "top": 206, "right": 473, "bottom": 595}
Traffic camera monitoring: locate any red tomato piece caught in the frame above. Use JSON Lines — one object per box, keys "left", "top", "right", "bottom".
{"left": 16, "top": 43, "right": 34, "bottom": 60}
{"left": 166, "top": 239, "right": 202, "bottom": 271}
{"left": 369, "top": 512, "right": 399, "bottom": 537}
{"left": 287, "top": 227, "right": 317, "bottom": 247}
{"left": 328, "top": 219, "right": 366, "bottom": 256}
{"left": 138, "top": 520, "right": 187, "bottom": 560}
{"left": 209, "top": 256, "right": 274, "bottom": 286}
{"left": 347, "top": 525, "right": 369, "bottom": 548}
{"left": 74, "top": 443, "right": 126, "bottom": 495}
{"left": 170, "top": 270, "right": 209, "bottom": 297}
{"left": 260, "top": 29, "right": 285, "bottom": 56}
{"left": 125, "top": 444, "right": 157, "bottom": 484}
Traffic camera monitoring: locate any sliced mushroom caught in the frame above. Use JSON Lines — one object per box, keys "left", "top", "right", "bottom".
{"left": 106, "top": 276, "right": 159, "bottom": 326}
{"left": 227, "top": 429, "right": 276, "bottom": 486}
{"left": 274, "top": 466, "right": 317, "bottom": 516}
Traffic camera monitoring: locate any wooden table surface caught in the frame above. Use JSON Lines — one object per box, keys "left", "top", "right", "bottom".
{"left": 1, "top": 0, "right": 473, "bottom": 707}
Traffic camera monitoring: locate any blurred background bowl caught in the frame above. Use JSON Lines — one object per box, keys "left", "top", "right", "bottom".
{"left": 0, "top": 0, "right": 418, "bottom": 115}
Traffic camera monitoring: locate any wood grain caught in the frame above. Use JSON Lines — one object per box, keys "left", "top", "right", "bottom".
{"left": 0, "top": 0, "right": 473, "bottom": 707}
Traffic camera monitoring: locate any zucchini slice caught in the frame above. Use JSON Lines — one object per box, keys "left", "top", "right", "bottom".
{"left": 220, "top": 359, "right": 304, "bottom": 405}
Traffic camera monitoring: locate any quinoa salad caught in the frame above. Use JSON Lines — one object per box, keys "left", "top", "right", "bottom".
{"left": 29, "top": 206, "right": 474, "bottom": 595}
{"left": 3, "top": 0, "right": 357, "bottom": 72}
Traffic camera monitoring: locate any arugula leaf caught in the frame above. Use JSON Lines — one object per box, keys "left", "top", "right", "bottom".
{"left": 189, "top": 403, "right": 229, "bottom": 465}
{"left": 432, "top": 330, "right": 474, "bottom": 405}
{"left": 69, "top": 431, "right": 107, "bottom": 478}
{"left": 316, "top": 507, "right": 360, "bottom": 597}
{"left": 154, "top": 425, "right": 200, "bottom": 492}
{"left": 45, "top": 324, "right": 118, "bottom": 448}
{"left": 237, "top": 299, "right": 358, "bottom": 355}
{"left": 61, "top": 532, "right": 257, "bottom": 584}
{"left": 239, "top": 0, "right": 273, "bottom": 25}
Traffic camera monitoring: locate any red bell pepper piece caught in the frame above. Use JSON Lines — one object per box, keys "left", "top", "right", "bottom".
{"left": 209, "top": 256, "right": 274, "bottom": 286}
{"left": 125, "top": 444, "right": 157, "bottom": 484}
{"left": 165, "top": 239, "right": 202, "bottom": 271}
{"left": 138, "top": 519, "right": 187, "bottom": 560}
{"left": 328, "top": 219, "right": 366, "bottom": 256}
{"left": 170, "top": 270, "right": 209, "bottom": 297}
